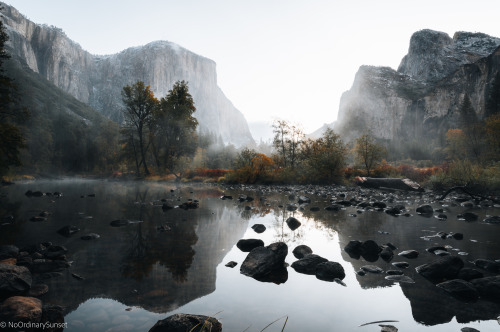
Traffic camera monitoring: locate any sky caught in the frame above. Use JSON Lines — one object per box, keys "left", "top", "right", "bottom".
{"left": 4, "top": 0, "right": 500, "bottom": 140}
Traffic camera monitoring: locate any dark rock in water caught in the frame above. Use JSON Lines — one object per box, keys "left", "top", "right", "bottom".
{"left": 298, "top": 196, "right": 311, "bottom": 204}
{"left": 344, "top": 240, "right": 362, "bottom": 259}
{"left": 291, "top": 254, "right": 328, "bottom": 275}
{"left": 149, "top": 313, "right": 222, "bottom": 332}
{"left": 41, "top": 305, "right": 65, "bottom": 330}
{"left": 416, "top": 204, "right": 433, "bottom": 216}
{"left": 386, "top": 270, "right": 404, "bottom": 275}
{"left": 474, "top": 259, "right": 500, "bottom": 273}
{"left": 286, "top": 204, "right": 298, "bottom": 211}
{"left": 433, "top": 250, "right": 450, "bottom": 256}
{"left": 286, "top": 217, "right": 301, "bottom": 231}
{"left": 292, "top": 245, "right": 313, "bottom": 259}
{"left": 0, "top": 296, "right": 43, "bottom": 323}
{"left": 179, "top": 201, "right": 199, "bottom": 210}
{"left": 309, "top": 206, "right": 320, "bottom": 212}
{"left": 416, "top": 255, "right": 464, "bottom": 283}
{"left": 398, "top": 250, "right": 419, "bottom": 259}
{"left": 251, "top": 224, "right": 266, "bottom": 233}
{"left": 360, "top": 240, "right": 382, "bottom": 259}
{"left": 436, "top": 213, "right": 447, "bottom": 220}
{"left": 461, "top": 328, "right": 480, "bottom": 332}
{"left": 452, "top": 233, "right": 464, "bottom": 240}
{"left": 392, "top": 262, "right": 409, "bottom": 269}
{"left": 483, "top": 216, "right": 500, "bottom": 224}
{"left": 236, "top": 239, "right": 264, "bottom": 252}
{"left": 379, "top": 324, "right": 398, "bottom": 332}
{"left": 110, "top": 219, "right": 132, "bottom": 227}
{"left": 80, "top": 233, "right": 100, "bottom": 240}
{"left": 437, "top": 279, "right": 479, "bottom": 302}
{"left": 385, "top": 275, "right": 415, "bottom": 283}
{"left": 315, "top": 261, "right": 345, "bottom": 281}
{"left": 458, "top": 212, "right": 479, "bottom": 222}
{"left": 460, "top": 201, "right": 474, "bottom": 208}
{"left": 240, "top": 242, "right": 288, "bottom": 280}
{"left": 325, "top": 204, "right": 342, "bottom": 211}
{"left": 221, "top": 195, "right": 233, "bottom": 200}
{"left": 427, "top": 246, "right": 447, "bottom": 254}
{"left": 57, "top": 225, "right": 80, "bottom": 237}
{"left": 71, "top": 273, "right": 84, "bottom": 280}
{"left": 43, "top": 245, "right": 68, "bottom": 259}
{"left": 225, "top": 261, "right": 237, "bottom": 268}
{"left": 162, "top": 203, "right": 174, "bottom": 210}
{"left": 0, "top": 245, "right": 19, "bottom": 260}
{"left": 380, "top": 246, "right": 394, "bottom": 262}
{"left": 356, "top": 270, "right": 366, "bottom": 276}
{"left": 372, "top": 201, "right": 387, "bottom": 209}
{"left": 386, "top": 242, "right": 397, "bottom": 250}
{"left": 457, "top": 268, "right": 484, "bottom": 282}
{"left": 0, "top": 265, "right": 32, "bottom": 297}
{"left": 361, "top": 265, "right": 384, "bottom": 274}
{"left": 471, "top": 276, "right": 500, "bottom": 302}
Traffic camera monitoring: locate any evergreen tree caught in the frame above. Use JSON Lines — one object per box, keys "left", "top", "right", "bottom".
{"left": 486, "top": 72, "right": 500, "bottom": 117}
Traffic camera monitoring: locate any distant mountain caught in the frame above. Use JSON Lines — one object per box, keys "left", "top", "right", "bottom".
{"left": 1, "top": 2, "right": 254, "bottom": 147}
{"left": 336, "top": 29, "right": 500, "bottom": 143}
{"left": 307, "top": 122, "right": 335, "bottom": 140}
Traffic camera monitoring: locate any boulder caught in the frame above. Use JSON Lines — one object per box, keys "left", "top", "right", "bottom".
{"left": 315, "top": 261, "right": 345, "bottom": 281}
{"left": 251, "top": 224, "right": 266, "bottom": 233}
{"left": 149, "top": 313, "right": 222, "bottom": 332}
{"left": 0, "top": 296, "right": 42, "bottom": 323}
{"left": 416, "top": 255, "right": 464, "bottom": 283}
{"left": 240, "top": 242, "right": 288, "bottom": 279}
{"left": 325, "top": 204, "right": 343, "bottom": 211}
{"left": 344, "top": 240, "right": 362, "bottom": 259}
{"left": 416, "top": 204, "right": 433, "bottom": 216}
{"left": 471, "top": 276, "right": 500, "bottom": 302}
{"left": 297, "top": 196, "right": 311, "bottom": 204}
{"left": 0, "top": 264, "right": 32, "bottom": 298}
{"left": 458, "top": 212, "right": 479, "bottom": 222}
{"left": 292, "top": 245, "right": 313, "bottom": 259}
{"left": 474, "top": 259, "right": 500, "bottom": 273}
{"left": 380, "top": 246, "right": 394, "bottom": 262}
{"left": 436, "top": 279, "right": 479, "bottom": 302}
{"left": 236, "top": 239, "right": 264, "bottom": 252}
{"left": 291, "top": 254, "right": 328, "bottom": 275}
{"left": 57, "top": 225, "right": 80, "bottom": 237}
{"left": 80, "top": 233, "right": 100, "bottom": 240}
{"left": 361, "top": 265, "right": 384, "bottom": 274}
{"left": 285, "top": 217, "right": 301, "bottom": 231}
{"left": 398, "top": 250, "right": 419, "bottom": 259}
{"left": 457, "top": 268, "right": 484, "bottom": 282}
{"left": 0, "top": 245, "right": 19, "bottom": 260}
{"left": 360, "top": 240, "right": 381, "bottom": 261}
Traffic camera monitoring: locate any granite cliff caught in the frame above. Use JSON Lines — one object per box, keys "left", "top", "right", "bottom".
{"left": 1, "top": 2, "right": 254, "bottom": 147}
{"left": 336, "top": 29, "right": 500, "bottom": 145}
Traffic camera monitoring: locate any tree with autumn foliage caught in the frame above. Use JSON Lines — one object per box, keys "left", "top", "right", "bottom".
{"left": 229, "top": 148, "right": 274, "bottom": 183}
{"left": 353, "top": 133, "right": 386, "bottom": 177}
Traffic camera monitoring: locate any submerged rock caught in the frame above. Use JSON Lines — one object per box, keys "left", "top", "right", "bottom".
{"left": 471, "top": 276, "right": 500, "bottom": 302}
{"left": 240, "top": 242, "right": 288, "bottom": 280}
{"left": 291, "top": 254, "right": 328, "bottom": 275}
{"left": 149, "top": 313, "right": 222, "bottom": 332}
{"left": 416, "top": 255, "right": 464, "bottom": 283}
{"left": 436, "top": 279, "right": 479, "bottom": 302}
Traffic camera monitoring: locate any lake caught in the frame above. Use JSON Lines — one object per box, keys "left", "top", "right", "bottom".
{"left": 1, "top": 179, "right": 499, "bottom": 331}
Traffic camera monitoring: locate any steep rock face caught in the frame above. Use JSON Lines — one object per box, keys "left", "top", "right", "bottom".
{"left": 1, "top": 3, "right": 254, "bottom": 146}
{"left": 336, "top": 29, "right": 500, "bottom": 142}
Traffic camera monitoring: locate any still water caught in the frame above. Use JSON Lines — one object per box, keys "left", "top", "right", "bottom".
{"left": 1, "top": 179, "right": 500, "bottom": 331}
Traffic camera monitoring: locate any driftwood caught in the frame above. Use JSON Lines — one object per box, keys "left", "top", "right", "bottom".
{"left": 438, "top": 186, "right": 500, "bottom": 204}
{"left": 355, "top": 177, "right": 424, "bottom": 192}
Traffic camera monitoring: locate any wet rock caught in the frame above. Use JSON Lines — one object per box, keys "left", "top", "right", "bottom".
{"left": 457, "top": 268, "right": 484, "bottom": 281}
{"left": 361, "top": 265, "right": 384, "bottom": 274}
{"left": 225, "top": 261, "right": 237, "bottom": 268}
{"left": 483, "top": 216, "right": 500, "bottom": 224}
{"left": 416, "top": 255, "right": 464, "bottom": 283}
{"left": 460, "top": 201, "right": 475, "bottom": 208}
{"left": 179, "top": 201, "right": 199, "bottom": 209}
{"left": 71, "top": 273, "right": 84, "bottom": 280}
{"left": 385, "top": 206, "right": 404, "bottom": 216}
{"left": 386, "top": 270, "right": 404, "bottom": 275}
{"left": 149, "top": 313, "right": 222, "bottom": 332}
{"left": 385, "top": 275, "right": 415, "bottom": 283}
{"left": 380, "top": 246, "right": 394, "bottom": 262}
{"left": 29, "top": 216, "right": 47, "bottom": 222}
{"left": 0, "top": 296, "right": 42, "bottom": 323}
{"left": 436, "top": 213, "right": 447, "bottom": 220}
{"left": 285, "top": 217, "right": 301, "bottom": 231}
{"left": 379, "top": 325, "right": 398, "bottom": 332}
{"left": 471, "top": 276, "right": 500, "bottom": 302}
{"left": 398, "top": 250, "right": 419, "bottom": 259}
{"left": 291, "top": 254, "right": 328, "bottom": 275}
{"left": 292, "top": 245, "right": 313, "bottom": 259}
{"left": 458, "top": 212, "right": 479, "bottom": 222}
{"left": 0, "top": 265, "right": 32, "bottom": 297}
{"left": 372, "top": 201, "right": 387, "bottom": 209}
{"left": 80, "top": 233, "right": 100, "bottom": 240}
{"left": 251, "top": 224, "right": 266, "bottom": 233}
{"left": 360, "top": 240, "right": 382, "bottom": 261}
{"left": 344, "top": 240, "right": 362, "bottom": 259}
{"left": 436, "top": 279, "right": 479, "bottom": 302}
{"left": 309, "top": 207, "right": 320, "bottom": 211}
{"left": 474, "top": 259, "right": 500, "bottom": 273}
{"left": 43, "top": 245, "right": 68, "bottom": 260}
{"left": 315, "top": 261, "right": 345, "bottom": 281}
{"left": 240, "top": 242, "right": 288, "bottom": 280}
{"left": 427, "top": 246, "right": 447, "bottom": 254}
{"left": 461, "top": 328, "right": 480, "bottom": 332}
{"left": 416, "top": 204, "right": 433, "bottom": 216}
{"left": 0, "top": 245, "right": 19, "bottom": 260}
{"left": 298, "top": 196, "right": 311, "bottom": 204}
{"left": 325, "top": 204, "right": 342, "bottom": 211}
{"left": 236, "top": 239, "right": 264, "bottom": 252}
{"left": 110, "top": 219, "right": 131, "bottom": 227}
{"left": 41, "top": 305, "right": 65, "bottom": 332}
{"left": 452, "top": 233, "right": 464, "bottom": 240}
{"left": 57, "top": 225, "right": 80, "bottom": 237}
{"left": 161, "top": 203, "right": 174, "bottom": 210}
{"left": 392, "top": 262, "right": 410, "bottom": 269}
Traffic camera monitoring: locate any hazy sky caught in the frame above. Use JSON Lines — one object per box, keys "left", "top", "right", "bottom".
{"left": 4, "top": 0, "right": 500, "bottom": 138}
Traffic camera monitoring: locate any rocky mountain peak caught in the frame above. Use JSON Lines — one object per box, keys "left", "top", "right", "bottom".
{"left": 397, "top": 29, "right": 500, "bottom": 83}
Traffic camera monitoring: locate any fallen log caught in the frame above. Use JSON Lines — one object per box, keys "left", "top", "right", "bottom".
{"left": 355, "top": 177, "right": 424, "bottom": 192}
